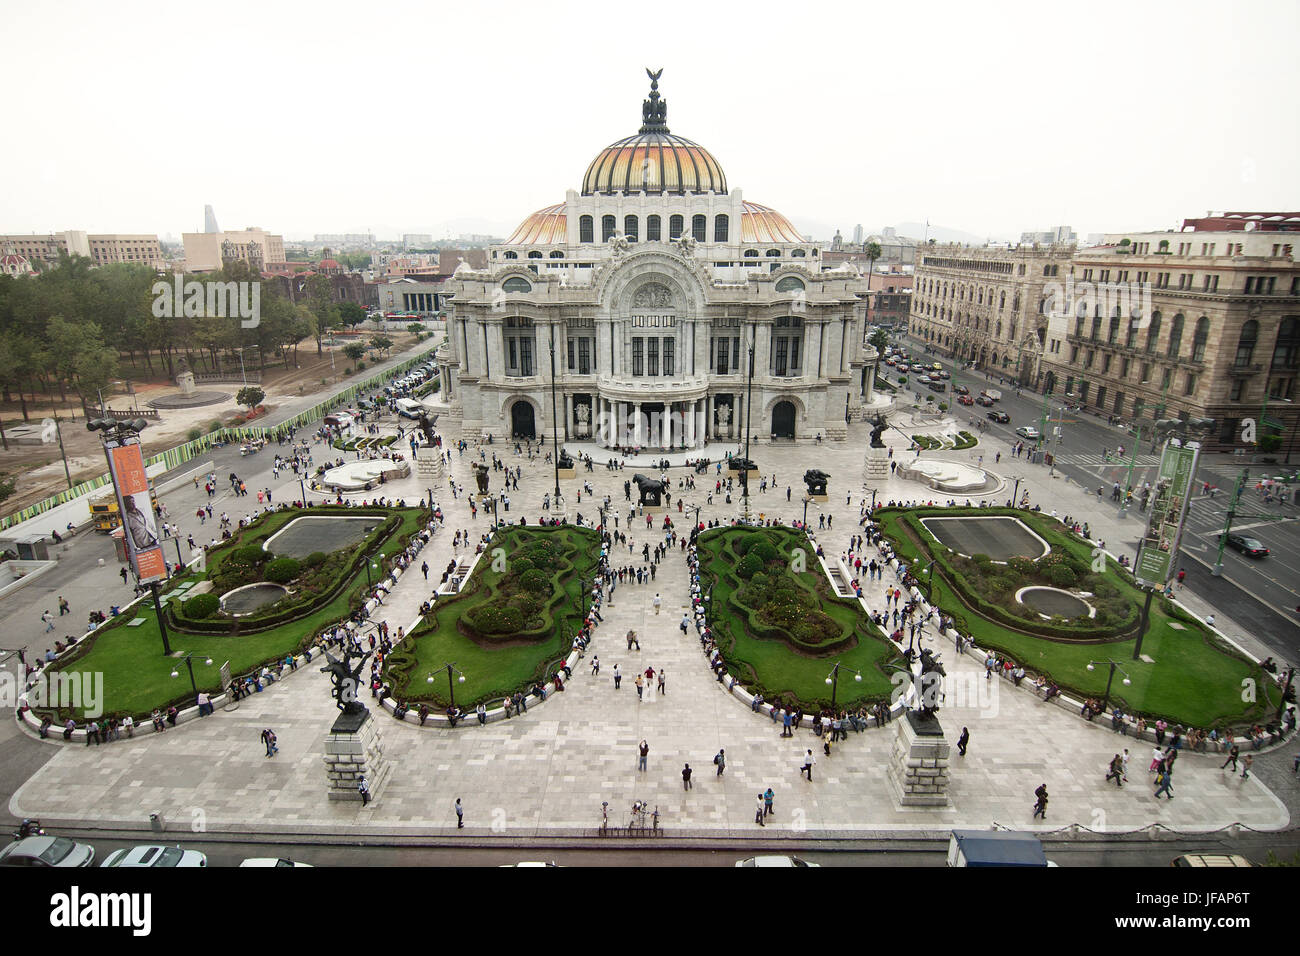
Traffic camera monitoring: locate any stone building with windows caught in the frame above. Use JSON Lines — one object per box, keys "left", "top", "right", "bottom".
{"left": 436, "top": 72, "right": 877, "bottom": 448}
{"left": 909, "top": 243, "right": 1076, "bottom": 386}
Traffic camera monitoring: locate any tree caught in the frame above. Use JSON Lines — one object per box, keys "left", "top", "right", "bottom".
{"left": 869, "top": 327, "right": 889, "bottom": 353}
{"left": 236, "top": 386, "right": 264, "bottom": 412}
{"left": 0, "top": 473, "right": 15, "bottom": 503}
{"left": 343, "top": 343, "right": 366, "bottom": 363}
{"left": 369, "top": 335, "right": 393, "bottom": 357}
{"left": 305, "top": 275, "right": 339, "bottom": 354}
{"left": 407, "top": 323, "right": 424, "bottom": 336}
{"left": 338, "top": 302, "right": 366, "bottom": 328}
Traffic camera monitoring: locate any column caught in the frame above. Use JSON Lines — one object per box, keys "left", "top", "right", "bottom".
{"left": 633, "top": 403, "right": 642, "bottom": 446}
{"left": 685, "top": 399, "right": 696, "bottom": 447}
{"left": 697, "top": 400, "right": 705, "bottom": 447}
{"left": 564, "top": 394, "right": 572, "bottom": 442}
{"left": 662, "top": 406, "right": 671, "bottom": 448}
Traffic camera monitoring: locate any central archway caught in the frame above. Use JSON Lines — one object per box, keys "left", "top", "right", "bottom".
{"left": 510, "top": 400, "right": 536, "bottom": 440}
{"left": 772, "top": 400, "right": 796, "bottom": 439}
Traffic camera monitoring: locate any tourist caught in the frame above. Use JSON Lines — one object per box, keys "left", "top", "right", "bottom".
{"left": 800, "top": 749, "right": 816, "bottom": 782}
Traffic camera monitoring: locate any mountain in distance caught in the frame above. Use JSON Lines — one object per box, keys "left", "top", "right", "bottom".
{"left": 791, "top": 218, "right": 1012, "bottom": 246}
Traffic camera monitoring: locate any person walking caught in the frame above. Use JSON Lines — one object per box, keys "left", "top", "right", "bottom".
{"left": 682, "top": 763, "right": 693, "bottom": 790}
{"left": 357, "top": 774, "right": 370, "bottom": 806}
{"left": 1221, "top": 745, "right": 1240, "bottom": 772}
{"left": 801, "top": 749, "right": 816, "bottom": 782}
{"left": 613, "top": 663, "right": 622, "bottom": 689}
{"left": 782, "top": 709, "right": 793, "bottom": 737}
{"left": 455, "top": 798, "right": 464, "bottom": 828}
{"left": 713, "top": 748, "right": 726, "bottom": 776}
{"left": 755, "top": 793, "right": 766, "bottom": 826}
{"left": 591, "top": 655, "right": 600, "bottom": 676}
{"left": 1240, "top": 754, "right": 1253, "bottom": 780}
{"left": 764, "top": 787, "right": 774, "bottom": 817}
{"left": 261, "top": 728, "right": 278, "bottom": 757}
{"left": 680, "top": 613, "right": 690, "bottom": 636}
{"left": 41, "top": 610, "right": 55, "bottom": 632}
{"left": 657, "top": 668, "right": 666, "bottom": 696}
{"left": 626, "top": 629, "right": 640, "bottom": 651}
{"left": 638, "top": 739, "right": 649, "bottom": 772}
{"left": 1121, "top": 748, "right": 1130, "bottom": 782}
{"left": 1032, "top": 783, "right": 1049, "bottom": 819}
{"left": 421, "top": 561, "right": 429, "bottom": 580}
{"left": 1154, "top": 764, "right": 1174, "bottom": 800}
{"left": 1105, "top": 754, "right": 1124, "bottom": 788}
{"left": 653, "top": 593, "right": 662, "bottom": 615}
{"left": 635, "top": 673, "right": 644, "bottom": 700}
{"left": 957, "top": 727, "right": 970, "bottom": 757}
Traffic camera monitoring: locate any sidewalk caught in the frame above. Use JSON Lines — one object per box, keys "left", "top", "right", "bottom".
{"left": 10, "top": 418, "right": 1292, "bottom": 836}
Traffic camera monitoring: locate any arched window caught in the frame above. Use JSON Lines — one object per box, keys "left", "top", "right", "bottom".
{"left": 1192, "top": 317, "right": 1209, "bottom": 362}
{"left": 549, "top": 251, "right": 565, "bottom": 259}
{"left": 1145, "top": 312, "right": 1162, "bottom": 353}
{"left": 691, "top": 214, "right": 706, "bottom": 242}
{"left": 504, "top": 251, "right": 518, "bottom": 260}
{"left": 743, "top": 249, "right": 759, "bottom": 258}
{"left": 775, "top": 275, "right": 804, "bottom": 293}
{"left": 999, "top": 290, "right": 1006, "bottom": 309}
{"left": 791, "top": 248, "right": 806, "bottom": 257}
{"left": 714, "top": 214, "right": 729, "bottom": 242}
{"left": 578, "top": 215, "right": 594, "bottom": 244}
{"left": 1272, "top": 316, "right": 1300, "bottom": 369}
{"left": 646, "top": 215, "right": 661, "bottom": 241}
{"left": 624, "top": 215, "right": 638, "bottom": 241}
{"left": 1090, "top": 315, "right": 1101, "bottom": 341}
{"left": 501, "top": 276, "right": 531, "bottom": 293}
{"left": 601, "top": 215, "right": 616, "bottom": 242}
{"left": 1234, "top": 319, "right": 1259, "bottom": 367}
{"left": 669, "top": 214, "right": 684, "bottom": 239}
{"left": 765, "top": 249, "right": 780, "bottom": 258}
{"left": 527, "top": 250, "right": 543, "bottom": 259}
{"left": 1166, "top": 314, "right": 1184, "bottom": 358}
{"left": 1107, "top": 314, "right": 1120, "bottom": 344}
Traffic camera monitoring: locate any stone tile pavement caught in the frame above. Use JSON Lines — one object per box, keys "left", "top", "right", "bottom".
{"left": 9, "top": 417, "right": 1294, "bottom": 837}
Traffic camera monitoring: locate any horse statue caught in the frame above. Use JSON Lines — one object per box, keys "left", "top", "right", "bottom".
{"left": 320, "top": 644, "right": 372, "bottom": 715}
{"left": 632, "top": 473, "right": 667, "bottom": 507}
{"left": 869, "top": 413, "right": 889, "bottom": 449}
{"left": 915, "top": 647, "right": 947, "bottom": 719}
{"left": 803, "top": 469, "right": 829, "bottom": 496}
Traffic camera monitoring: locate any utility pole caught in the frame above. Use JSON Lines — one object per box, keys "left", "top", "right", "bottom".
{"left": 1210, "top": 469, "right": 1248, "bottom": 577}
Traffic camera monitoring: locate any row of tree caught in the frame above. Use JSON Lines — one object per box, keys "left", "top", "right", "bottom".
{"left": 0, "top": 255, "right": 370, "bottom": 419}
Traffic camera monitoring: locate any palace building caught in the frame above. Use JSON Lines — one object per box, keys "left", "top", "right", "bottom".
{"left": 436, "top": 71, "right": 878, "bottom": 449}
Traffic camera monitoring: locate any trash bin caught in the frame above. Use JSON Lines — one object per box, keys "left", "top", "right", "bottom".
{"left": 149, "top": 812, "right": 164, "bottom": 833}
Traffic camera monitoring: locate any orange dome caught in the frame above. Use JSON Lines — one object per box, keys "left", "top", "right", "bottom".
{"left": 505, "top": 203, "right": 568, "bottom": 244}
{"left": 740, "top": 202, "right": 804, "bottom": 243}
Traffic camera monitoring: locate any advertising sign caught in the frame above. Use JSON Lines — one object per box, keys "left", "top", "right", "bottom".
{"left": 1134, "top": 440, "right": 1200, "bottom": 587}
{"left": 104, "top": 438, "right": 167, "bottom": 583}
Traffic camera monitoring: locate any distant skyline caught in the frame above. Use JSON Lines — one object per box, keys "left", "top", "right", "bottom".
{"left": 1, "top": 0, "right": 1296, "bottom": 244}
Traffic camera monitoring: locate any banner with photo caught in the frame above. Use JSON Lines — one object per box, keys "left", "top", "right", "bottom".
{"left": 105, "top": 438, "right": 167, "bottom": 583}
{"left": 1134, "top": 440, "right": 1200, "bottom": 587}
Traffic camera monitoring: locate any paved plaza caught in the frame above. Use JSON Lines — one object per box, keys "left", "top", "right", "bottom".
{"left": 9, "top": 410, "right": 1295, "bottom": 838}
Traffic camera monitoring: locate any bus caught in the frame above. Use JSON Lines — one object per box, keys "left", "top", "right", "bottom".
{"left": 90, "top": 487, "right": 160, "bottom": 533}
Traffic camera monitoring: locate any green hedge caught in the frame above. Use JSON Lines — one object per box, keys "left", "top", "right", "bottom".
{"left": 182, "top": 593, "right": 220, "bottom": 619}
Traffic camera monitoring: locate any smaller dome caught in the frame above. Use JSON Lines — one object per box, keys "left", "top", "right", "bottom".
{"left": 740, "top": 202, "right": 804, "bottom": 243}
{"left": 505, "top": 203, "right": 567, "bottom": 244}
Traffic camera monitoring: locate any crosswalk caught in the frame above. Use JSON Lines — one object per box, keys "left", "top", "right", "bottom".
{"left": 1059, "top": 454, "right": 1160, "bottom": 467}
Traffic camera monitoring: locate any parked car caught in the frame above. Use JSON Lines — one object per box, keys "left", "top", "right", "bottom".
{"left": 987, "top": 410, "right": 1011, "bottom": 424}
{"left": 735, "top": 855, "right": 821, "bottom": 867}
{"left": 975, "top": 395, "right": 995, "bottom": 407}
{"left": 239, "top": 858, "right": 314, "bottom": 867}
{"left": 101, "top": 845, "right": 207, "bottom": 868}
{"left": 957, "top": 394, "right": 974, "bottom": 406}
{"left": 938, "top": 370, "right": 951, "bottom": 379}
{"left": 953, "top": 384, "right": 970, "bottom": 395}
{"left": 1221, "top": 533, "right": 1269, "bottom": 558}
{"left": 1014, "top": 426, "right": 1041, "bottom": 440}
{"left": 0, "top": 836, "right": 96, "bottom": 868}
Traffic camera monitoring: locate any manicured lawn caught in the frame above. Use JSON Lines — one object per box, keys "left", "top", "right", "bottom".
{"left": 877, "top": 507, "right": 1280, "bottom": 728}
{"left": 697, "top": 526, "right": 899, "bottom": 710}
{"left": 385, "top": 525, "right": 599, "bottom": 707}
{"left": 48, "top": 506, "right": 426, "bottom": 720}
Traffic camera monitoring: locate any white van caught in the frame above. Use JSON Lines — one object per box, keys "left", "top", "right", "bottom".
{"left": 395, "top": 398, "right": 423, "bottom": 419}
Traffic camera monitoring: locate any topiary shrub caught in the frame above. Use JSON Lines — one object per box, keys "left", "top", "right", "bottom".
{"left": 264, "top": 557, "right": 301, "bottom": 584}
{"left": 1047, "top": 564, "right": 1077, "bottom": 588}
{"left": 183, "top": 593, "right": 220, "bottom": 619}
{"left": 519, "top": 568, "right": 550, "bottom": 593}
{"left": 187, "top": 427, "right": 202, "bottom": 441}
{"left": 736, "top": 552, "right": 764, "bottom": 580}
{"left": 510, "top": 556, "right": 534, "bottom": 576}
{"left": 750, "top": 541, "right": 780, "bottom": 564}
{"left": 466, "top": 603, "right": 524, "bottom": 635}
{"left": 232, "top": 544, "right": 271, "bottom": 567}
{"left": 304, "top": 551, "right": 327, "bottom": 568}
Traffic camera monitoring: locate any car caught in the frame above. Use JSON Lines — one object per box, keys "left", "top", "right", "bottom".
{"left": 916, "top": 374, "right": 932, "bottom": 384}
{"left": 1014, "top": 426, "right": 1041, "bottom": 440}
{"left": 323, "top": 412, "right": 354, "bottom": 428}
{"left": 987, "top": 410, "right": 1011, "bottom": 424}
{"left": 953, "top": 384, "right": 970, "bottom": 395}
{"left": 896, "top": 363, "right": 909, "bottom": 373}
{"left": 885, "top": 357, "right": 897, "bottom": 366}
{"left": 975, "top": 395, "right": 995, "bottom": 407}
{"left": 735, "top": 855, "right": 821, "bottom": 867}
{"left": 101, "top": 845, "right": 207, "bottom": 868}
{"left": 1221, "top": 533, "right": 1269, "bottom": 558}
{"left": 0, "top": 836, "right": 96, "bottom": 868}
{"left": 1172, "top": 854, "right": 1253, "bottom": 867}
{"left": 239, "top": 858, "right": 314, "bottom": 867}
{"left": 938, "top": 370, "right": 951, "bottom": 379}
{"left": 957, "top": 394, "right": 974, "bottom": 406}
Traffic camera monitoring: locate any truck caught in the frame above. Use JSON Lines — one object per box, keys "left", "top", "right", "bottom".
{"left": 946, "top": 829, "right": 1051, "bottom": 867}
{"left": 982, "top": 388, "right": 1002, "bottom": 402}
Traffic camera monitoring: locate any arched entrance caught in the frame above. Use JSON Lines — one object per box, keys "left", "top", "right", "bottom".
{"left": 772, "top": 401, "right": 796, "bottom": 439}
{"left": 510, "top": 400, "right": 536, "bottom": 440}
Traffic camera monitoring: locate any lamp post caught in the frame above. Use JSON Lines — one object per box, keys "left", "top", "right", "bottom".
{"left": 802, "top": 495, "right": 813, "bottom": 529}
{"left": 363, "top": 551, "right": 384, "bottom": 589}
{"left": 742, "top": 324, "right": 755, "bottom": 521}
{"left": 825, "top": 661, "right": 863, "bottom": 710}
{"left": 1010, "top": 475, "right": 1022, "bottom": 510}
{"left": 1210, "top": 469, "right": 1248, "bottom": 577}
{"left": 1086, "top": 659, "right": 1132, "bottom": 713}
{"left": 170, "top": 652, "right": 214, "bottom": 698}
{"left": 549, "top": 325, "right": 561, "bottom": 500}
{"left": 426, "top": 661, "right": 466, "bottom": 710}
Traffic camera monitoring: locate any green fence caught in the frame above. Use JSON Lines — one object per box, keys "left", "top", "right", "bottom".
{"left": 1, "top": 347, "right": 438, "bottom": 531}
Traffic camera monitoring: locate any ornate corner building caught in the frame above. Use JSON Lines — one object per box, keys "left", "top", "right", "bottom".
{"left": 436, "top": 71, "right": 876, "bottom": 448}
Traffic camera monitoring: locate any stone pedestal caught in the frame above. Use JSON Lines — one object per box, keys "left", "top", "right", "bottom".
{"left": 176, "top": 371, "right": 197, "bottom": 396}
{"left": 865, "top": 444, "right": 890, "bottom": 481}
{"left": 811, "top": 494, "right": 828, "bottom": 503}
{"left": 415, "top": 447, "right": 444, "bottom": 483}
{"left": 556, "top": 467, "right": 577, "bottom": 479}
{"left": 886, "top": 711, "right": 951, "bottom": 807}
{"left": 323, "top": 710, "right": 390, "bottom": 803}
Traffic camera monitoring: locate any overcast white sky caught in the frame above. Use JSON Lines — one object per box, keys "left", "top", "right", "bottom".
{"left": 1, "top": 0, "right": 1296, "bottom": 243}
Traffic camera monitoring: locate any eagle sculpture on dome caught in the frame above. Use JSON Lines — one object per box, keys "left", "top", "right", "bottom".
{"left": 641, "top": 68, "right": 668, "bottom": 132}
